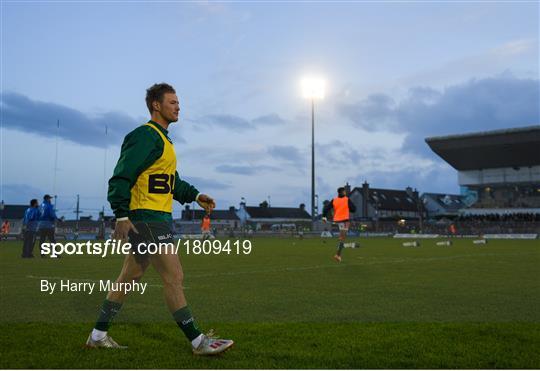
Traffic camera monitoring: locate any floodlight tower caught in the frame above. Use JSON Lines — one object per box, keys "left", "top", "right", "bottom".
{"left": 301, "top": 77, "right": 325, "bottom": 225}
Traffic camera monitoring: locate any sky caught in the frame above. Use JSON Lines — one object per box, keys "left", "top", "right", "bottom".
{"left": 1, "top": 1, "right": 539, "bottom": 219}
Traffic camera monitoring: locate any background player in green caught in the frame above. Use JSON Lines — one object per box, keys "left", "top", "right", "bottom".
{"left": 86, "top": 83, "right": 234, "bottom": 355}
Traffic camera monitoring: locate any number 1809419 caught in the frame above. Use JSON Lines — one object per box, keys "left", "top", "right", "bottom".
{"left": 184, "top": 239, "right": 252, "bottom": 255}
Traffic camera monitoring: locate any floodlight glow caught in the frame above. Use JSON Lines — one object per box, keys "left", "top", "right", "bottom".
{"left": 301, "top": 77, "right": 326, "bottom": 99}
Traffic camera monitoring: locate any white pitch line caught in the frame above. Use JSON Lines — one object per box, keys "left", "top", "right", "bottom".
{"left": 25, "top": 251, "right": 536, "bottom": 281}
{"left": 354, "top": 252, "right": 536, "bottom": 265}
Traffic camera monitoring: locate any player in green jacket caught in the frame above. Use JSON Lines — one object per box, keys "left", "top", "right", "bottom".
{"left": 86, "top": 83, "right": 233, "bottom": 355}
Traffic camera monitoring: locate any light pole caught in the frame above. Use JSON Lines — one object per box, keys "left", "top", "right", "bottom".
{"left": 301, "top": 77, "right": 325, "bottom": 225}
{"left": 311, "top": 97, "right": 315, "bottom": 223}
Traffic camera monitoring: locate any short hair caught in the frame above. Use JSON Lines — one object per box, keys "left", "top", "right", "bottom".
{"left": 337, "top": 187, "right": 346, "bottom": 194}
{"left": 146, "top": 83, "right": 176, "bottom": 114}
{"left": 30, "top": 199, "right": 38, "bottom": 206}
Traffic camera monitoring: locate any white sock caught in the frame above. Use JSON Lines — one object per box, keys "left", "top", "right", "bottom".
{"left": 191, "top": 334, "right": 204, "bottom": 348}
{"left": 91, "top": 328, "right": 107, "bottom": 341}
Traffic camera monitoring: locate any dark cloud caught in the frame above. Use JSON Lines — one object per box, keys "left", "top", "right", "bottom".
{"left": 317, "top": 140, "right": 374, "bottom": 167}
{"left": 251, "top": 113, "right": 286, "bottom": 126}
{"left": 215, "top": 164, "right": 279, "bottom": 175}
{"left": 338, "top": 94, "right": 398, "bottom": 131}
{"left": 267, "top": 145, "right": 300, "bottom": 161}
{"left": 337, "top": 75, "right": 540, "bottom": 155}
{"left": 267, "top": 145, "right": 306, "bottom": 170}
{"left": 1, "top": 183, "right": 46, "bottom": 204}
{"left": 348, "top": 164, "right": 457, "bottom": 195}
{"left": 2, "top": 92, "right": 156, "bottom": 147}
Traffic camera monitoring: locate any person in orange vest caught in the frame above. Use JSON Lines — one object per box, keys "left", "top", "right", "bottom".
{"left": 322, "top": 187, "right": 357, "bottom": 262}
{"left": 201, "top": 214, "right": 212, "bottom": 240}
{"left": 1, "top": 220, "right": 10, "bottom": 240}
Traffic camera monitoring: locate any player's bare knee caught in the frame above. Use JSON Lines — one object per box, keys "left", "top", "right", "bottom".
{"left": 162, "top": 272, "right": 184, "bottom": 289}
{"left": 117, "top": 269, "right": 145, "bottom": 283}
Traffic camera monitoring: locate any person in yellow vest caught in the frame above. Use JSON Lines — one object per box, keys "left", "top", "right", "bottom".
{"left": 201, "top": 214, "right": 212, "bottom": 240}
{"left": 322, "top": 187, "right": 357, "bottom": 262}
{"left": 86, "top": 83, "right": 233, "bottom": 355}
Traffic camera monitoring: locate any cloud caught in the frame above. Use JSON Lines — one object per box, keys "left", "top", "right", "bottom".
{"left": 398, "top": 39, "right": 539, "bottom": 87}
{"left": 1, "top": 92, "right": 174, "bottom": 148}
{"left": 348, "top": 164, "right": 457, "bottom": 196}
{"left": 492, "top": 39, "right": 537, "bottom": 57}
{"left": 251, "top": 113, "right": 286, "bottom": 126}
{"left": 338, "top": 94, "right": 398, "bottom": 131}
{"left": 267, "top": 145, "right": 303, "bottom": 162}
{"left": 195, "top": 112, "right": 286, "bottom": 131}
{"left": 267, "top": 145, "right": 309, "bottom": 174}
{"left": 215, "top": 164, "right": 279, "bottom": 175}
{"left": 336, "top": 75, "right": 540, "bottom": 155}
{"left": 1, "top": 183, "right": 46, "bottom": 204}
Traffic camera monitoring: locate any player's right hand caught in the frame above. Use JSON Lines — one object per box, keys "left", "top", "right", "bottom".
{"left": 197, "top": 194, "right": 216, "bottom": 214}
{"left": 113, "top": 219, "right": 138, "bottom": 241}
{"left": 322, "top": 217, "right": 328, "bottom": 223}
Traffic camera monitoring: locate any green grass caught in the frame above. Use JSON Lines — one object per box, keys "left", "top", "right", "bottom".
{"left": 1, "top": 237, "right": 539, "bottom": 368}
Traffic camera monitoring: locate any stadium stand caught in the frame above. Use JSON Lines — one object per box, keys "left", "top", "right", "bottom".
{"left": 426, "top": 125, "right": 540, "bottom": 211}
{"left": 421, "top": 193, "right": 468, "bottom": 219}
{"left": 425, "top": 125, "right": 540, "bottom": 234}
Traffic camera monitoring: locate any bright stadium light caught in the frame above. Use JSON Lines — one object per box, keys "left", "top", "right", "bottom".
{"left": 300, "top": 75, "right": 326, "bottom": 225}
{"left": 301, "top": 77, "right": 326, "bottom": 100}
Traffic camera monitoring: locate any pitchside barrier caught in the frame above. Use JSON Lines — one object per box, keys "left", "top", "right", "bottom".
{"left": 393, "top": 234, "right": 440, "bottom": 239}
{"left": 483, "top": 234, "right": 538, "bottom": 239}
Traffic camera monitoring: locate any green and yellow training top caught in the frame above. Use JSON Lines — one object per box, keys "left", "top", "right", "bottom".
{"left": 108, "top": 121, "right": 199, "bottom": 222}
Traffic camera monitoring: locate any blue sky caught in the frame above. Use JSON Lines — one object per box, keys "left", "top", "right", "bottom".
{"left": 1, "top": 1, "right": 539, "bottom": 219}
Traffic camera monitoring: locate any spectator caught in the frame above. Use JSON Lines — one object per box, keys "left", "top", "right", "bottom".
{"left": 22, "top": 199, "right": 40, "bottom": 258}
{"left": 38, "top": 194, "right": 58, "bottom": 257}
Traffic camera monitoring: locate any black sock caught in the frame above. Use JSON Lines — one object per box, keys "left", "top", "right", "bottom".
{"left": 173, "top": 306, "right": 202, "bottom": 342}
{"left": 94, "top": 299, "right": 122, "bottom": 331}
{"left": 337, "top": 241, "right": 344, "bottom": 256}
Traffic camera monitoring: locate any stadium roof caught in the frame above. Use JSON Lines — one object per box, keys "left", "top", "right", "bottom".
{"left": 425, "top": 125, "right": 540, "bottom": 171}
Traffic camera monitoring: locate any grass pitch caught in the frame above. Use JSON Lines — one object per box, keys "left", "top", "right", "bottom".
{"left": 1, "top": 237, "right": 539, "bottom": 368}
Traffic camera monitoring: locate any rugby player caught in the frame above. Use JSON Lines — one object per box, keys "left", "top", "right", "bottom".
{"left": 201, "top": 214, "right": 211, "bottom": 240}
{"left": 322, "top": 187, "right": 357, "bottom": 262}
{"left": 85, "top": 83, "right": 233, "bottom": 355}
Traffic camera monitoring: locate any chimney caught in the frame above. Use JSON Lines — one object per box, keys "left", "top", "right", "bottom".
{"left": 405, "top": 186, "right": 413, "bottom": 198}
{"left": 362, "top": 181, "right": 369, "bottom": 218}
{"left": 345, "top": 182, "right": 351, "bottom": 196}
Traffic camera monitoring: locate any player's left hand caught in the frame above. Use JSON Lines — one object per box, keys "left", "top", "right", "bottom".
{"left": 197, "top": 194, "right": 216, "bottom": 213}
